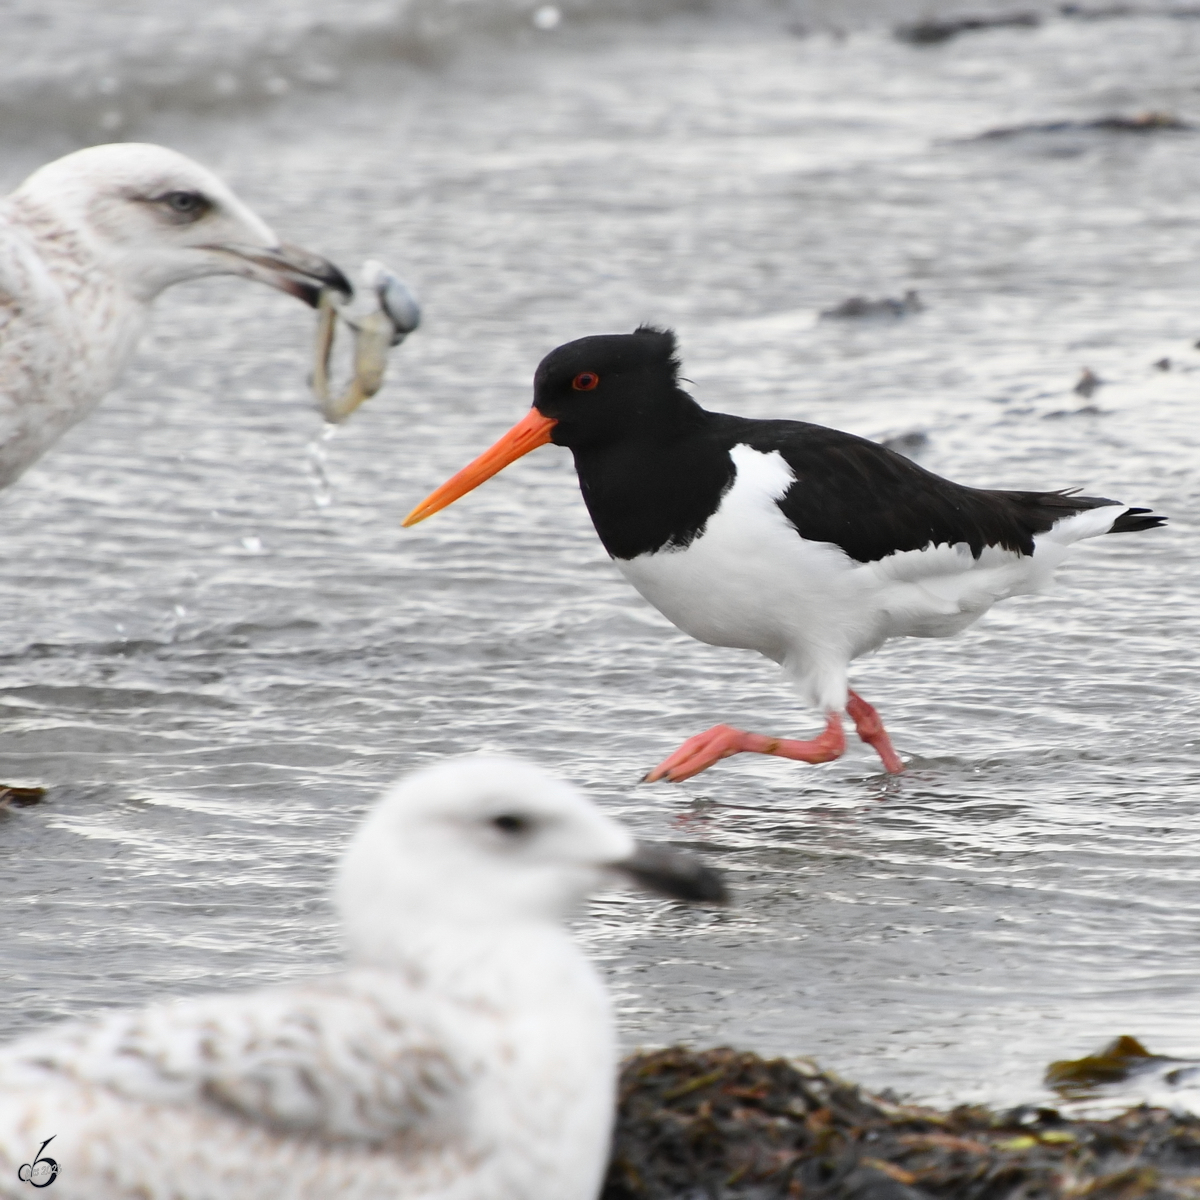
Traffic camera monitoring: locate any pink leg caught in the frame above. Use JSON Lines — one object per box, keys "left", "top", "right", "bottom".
{"left": 644, "top": 712, "right": 846, "bottom": 784}
{"left": 847, "top": 690, "right": 904, "bottom": 775}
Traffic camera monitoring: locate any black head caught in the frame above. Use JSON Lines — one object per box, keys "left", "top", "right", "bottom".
{"left": 532, "top": 326, "right": 695, "bottom": 450}
{"left": 401, "top": 325, "right": 701, "bottom": 530}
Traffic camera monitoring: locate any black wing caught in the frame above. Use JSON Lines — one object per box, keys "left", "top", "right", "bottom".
{"left": 724, "top": 417, "right": 1161, "bottom": 564}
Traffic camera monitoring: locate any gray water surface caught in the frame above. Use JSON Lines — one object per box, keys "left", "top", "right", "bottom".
{"left": 1, "top": 3, "right": 1198, "bottom": 1113}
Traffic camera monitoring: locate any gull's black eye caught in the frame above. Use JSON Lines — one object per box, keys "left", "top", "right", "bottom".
{"left": 491, "top": 813, "right": 531, "bottom": 837}
{"left": 572, "top": 372, "right": 600, "bottom": 392}
{"left": 156, "top": 191, "right": 210, "bottom": 222}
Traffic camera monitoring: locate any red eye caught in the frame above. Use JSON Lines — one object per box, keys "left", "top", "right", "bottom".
{"left": 572, "top": 372, "right": 600, "bottom": 391}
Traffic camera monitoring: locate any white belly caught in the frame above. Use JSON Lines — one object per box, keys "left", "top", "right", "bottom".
{"left": 613, "top": 446, "right": 1116, "bottom": 710}
{"left": 614, "top": 446, "right": 872, "bottom": 709}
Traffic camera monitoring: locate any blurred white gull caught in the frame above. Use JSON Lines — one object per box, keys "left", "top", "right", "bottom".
{"left": 0, "top": 142, "right": 351, "bottom": 491}
{"left": 0, "top": 756, "right": 725, "bottom": 1200}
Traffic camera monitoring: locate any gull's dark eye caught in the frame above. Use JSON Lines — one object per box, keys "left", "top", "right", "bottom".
{"left": 156, "top": 191, "right": 210, "bottom": 222}
{"left": 491, "top": 813, "right": 532, "bottom": 837}
{"left": 572, "top": 372, "right": 600, "bottom": 392}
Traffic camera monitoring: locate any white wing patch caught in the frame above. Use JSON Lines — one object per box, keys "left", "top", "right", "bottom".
{"left": 727, "top": 442, "right": 794, "bottom": 502}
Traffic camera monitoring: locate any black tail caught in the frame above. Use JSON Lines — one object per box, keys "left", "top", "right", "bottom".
{"left": 1109, "top": 506, "right": 1167, "bottom": 534}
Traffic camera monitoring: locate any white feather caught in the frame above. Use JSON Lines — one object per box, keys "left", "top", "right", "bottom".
{"left": 0, "top": 757, "right": 634, "bottom": 1200}
{"left": 0, "top": 143, "right": 304, "bottom": 490}
{"left": 617, "top": 445, "right": 1130, "bottom": 711}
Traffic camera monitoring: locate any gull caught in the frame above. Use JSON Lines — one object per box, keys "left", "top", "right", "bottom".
{"left": 0, "top": 142, "right": 351, "bottom": 492}
{"left": 0, "top": 755, "right": 725, "bottom": 1200}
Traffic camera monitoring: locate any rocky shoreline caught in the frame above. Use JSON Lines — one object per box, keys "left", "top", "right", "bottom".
{"left": 603, "top": 1048, "right": 1200, "bottom": 1199}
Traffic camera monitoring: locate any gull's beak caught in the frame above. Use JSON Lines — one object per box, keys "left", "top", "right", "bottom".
{"left": 403, "top": 407, "right": 558, "bottom": 527}
{"left": 205, "top": 242, "right": 354, "bottom": 308}
{"left": 614, "top": 842, "right": 728, "bottom": 904}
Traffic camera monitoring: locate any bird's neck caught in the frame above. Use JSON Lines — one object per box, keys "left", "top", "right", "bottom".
{"left": 6, "top": 193, "right": 150, "bottom": 390}
{"left": 571, "top": 407, "right": 738, "bottom": 560}
{"left": 347, "top": 919, "right": 600, "bottom": 1014}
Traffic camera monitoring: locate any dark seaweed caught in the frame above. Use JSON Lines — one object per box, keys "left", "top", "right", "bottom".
{"left": 604, "top": 1047, "right": 1200, "bottom": 1199}
{"left": 894, "top": 14, "right": 1041, "bottom": 44}
{"left": 0, "top": 785, "right": 47, "bottom": 809}
{"left": 820, "top": 291, "right": 924, "bottom": 320}
{"left": 1060, "top": 4, "right": 1200, "bottom": 19}
{"left": 878, "top": 431, "right": 930, "bottom": 459}
{"left": 972, "top": 113, "right": 1192, "bottom": 140}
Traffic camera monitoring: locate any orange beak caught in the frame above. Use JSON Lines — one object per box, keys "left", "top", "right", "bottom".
{"left": 403, "top": 408, "right": 558, "bottom": 527}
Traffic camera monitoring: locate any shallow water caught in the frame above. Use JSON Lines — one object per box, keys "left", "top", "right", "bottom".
{"left": 1, "top": 0, "right": 1198, "bottom": 1114}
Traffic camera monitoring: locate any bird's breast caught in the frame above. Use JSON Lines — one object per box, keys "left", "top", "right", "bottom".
{"left": 614, "top": 444, "right": 859, "bottom": 659}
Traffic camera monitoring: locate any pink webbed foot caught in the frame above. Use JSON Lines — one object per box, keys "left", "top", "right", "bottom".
{"left": 644, "top": 713, "right": 846, "bottom": 784}
{"left": 847, "top": 690, "right": 904, "bottom": 775}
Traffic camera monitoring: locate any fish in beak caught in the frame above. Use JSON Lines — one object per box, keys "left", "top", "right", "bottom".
{"left": 403, "top": 407, "right": 557, "bottom": 526}
{"left": 615, "top": 842, "right": 729, "bottom": 904}
{"left": 205, "top": 241, "right": 354, "bottom": 308}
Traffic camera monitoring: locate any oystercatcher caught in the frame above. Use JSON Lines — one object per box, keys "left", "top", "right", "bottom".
{"left": 404, "top": 327, "right": 1164, "bottom": 781}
